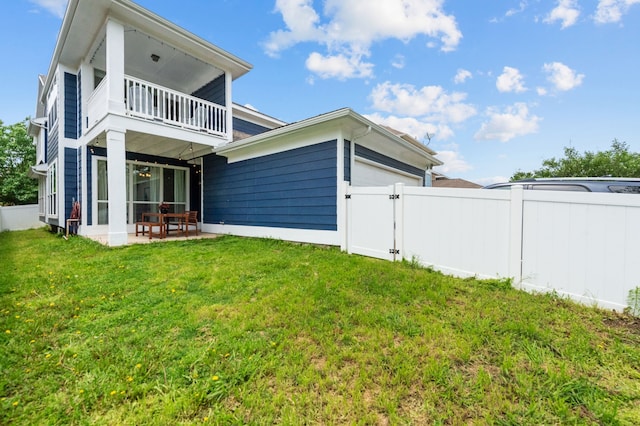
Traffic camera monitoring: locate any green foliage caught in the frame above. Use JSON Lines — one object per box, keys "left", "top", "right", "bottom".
{"left": 0, "top": 119, "right": 37, "bottom": 205}
{"left": 626, "top": 287, "right": 640, "bottom": 317}
{"left": 511, "top": 139, "right": 640, "bottom": 181}
{"left": 2, "top": 231, "right": 640, "bottom": 424}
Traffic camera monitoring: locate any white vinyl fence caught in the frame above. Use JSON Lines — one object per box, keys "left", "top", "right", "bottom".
{"left": 0, "top": 204, "right": 41, "bottom": 232}
{"left": 345, "top": 184, "right": 640, "bottom": 311}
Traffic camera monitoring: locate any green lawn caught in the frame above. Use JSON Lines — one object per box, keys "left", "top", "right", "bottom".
{"left": 1, "top": 228, "right": 639, "bottom": 425}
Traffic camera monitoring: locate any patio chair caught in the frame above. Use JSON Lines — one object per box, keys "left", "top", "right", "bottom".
{"left": 183, "top": 210, "right": 198, "bottom": 236}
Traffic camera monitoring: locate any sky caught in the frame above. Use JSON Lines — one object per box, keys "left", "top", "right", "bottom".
{"left": 2, "top": 0, "right": 639, "bottom": 184}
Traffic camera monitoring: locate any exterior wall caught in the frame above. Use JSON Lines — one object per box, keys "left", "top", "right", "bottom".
{"left": 64, "top": 147, "right": 79, "bottom": 223}
{"left": 344, "top": 140, "right": 351, "bottom": 182}
{"left": 203, "top": 140, "right": 338, "bottom": 231}
{"left": 64, "top": 72, "right": 78, "bottom": 139}
{"left": 354, "top": 144, "right": 425, "bottom": 180}
{"left": 191, "top": 75, "right": 225, "bottom": 105}
{"left": 233, "top": 117, "right": 271, "bottom": 136}
{"left": 47, "top": 124, "right": 59, "bottom": 163}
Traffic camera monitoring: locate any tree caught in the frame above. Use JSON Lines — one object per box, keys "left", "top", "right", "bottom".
{"left": 0, "top": 119, "right": 37, "bottom": 205}
{"left": 511, "top": 139, "right": 640, "bottom": 181}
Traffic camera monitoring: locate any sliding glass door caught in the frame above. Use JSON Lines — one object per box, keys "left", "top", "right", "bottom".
{"left": 94, "top": 158, "right": 189, "bottom": 225}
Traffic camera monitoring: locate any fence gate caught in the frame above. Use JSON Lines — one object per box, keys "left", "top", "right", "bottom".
{"left": 346, "top": 185, "right": 399, "bottom": 261}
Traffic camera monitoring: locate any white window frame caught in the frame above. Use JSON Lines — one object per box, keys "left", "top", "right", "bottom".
{"left": 92, "top": 156, "right": 190, "bottom": 226}
{"left": 47, "top": 160, "right": 58, "bottom": 218}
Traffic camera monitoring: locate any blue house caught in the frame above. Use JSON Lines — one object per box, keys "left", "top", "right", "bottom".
{"left": 30, "top": 0, "right": 442, "bottom": 247}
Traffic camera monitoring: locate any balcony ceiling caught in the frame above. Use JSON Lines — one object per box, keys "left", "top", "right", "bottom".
{"left": 45, "top": 0, "right": 251, "bottom": 99}
{"left": 90, "top": 27, "right": 223, "bottom": 95}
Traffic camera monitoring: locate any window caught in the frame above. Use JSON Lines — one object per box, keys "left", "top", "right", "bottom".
{"left": 94, "top": 159, "right": 188, "bottom": 225}
{"left": 97, "top": 159, "right": 109, "bottom": 224}
{"left": 47, "top": 161, "right": 57, "bottom": 217}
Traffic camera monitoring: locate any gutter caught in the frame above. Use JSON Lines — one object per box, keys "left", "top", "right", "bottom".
{"left": 215, "top": 108, "right": 442, "bottom": 166}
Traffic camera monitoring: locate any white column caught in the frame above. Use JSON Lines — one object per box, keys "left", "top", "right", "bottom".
{"left": 225, "top": 71, "right": 233, "bottom": 142}
{"left": 106, "top": 19, "right": 125, "bottom": 115}
{"left": 106, "top": 129, "right": 127, "bottom": 246}
{"left": 79, "top": 61, "right": 94, "bottom": 135}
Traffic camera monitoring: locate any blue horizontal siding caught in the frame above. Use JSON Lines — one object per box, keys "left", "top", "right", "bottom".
{"left": 64, "top": 148, "right": 78, "bottom": 220}
{"left": 233, "top": 117, "right": 271, "bottom": 136}
{"left": 344, "top": 140, "right": 351, "bottom": 182}
{"left": 191, "top": 75, "right": 225, "bottom": 106}
{"left": 203, "top": 140, "right": 338, "bottom": 231}
{"left": 47, "top": 126, "right": 58, "bottom": 162}
{"left": 355, "top": 144, "right": 424, "bottom": 178}
{"left": 64, "top": 72, "right": 78, "bottom": 139}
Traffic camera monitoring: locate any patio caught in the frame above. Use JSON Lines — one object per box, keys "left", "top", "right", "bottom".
{"left": 86, "top": 231, "right": 219, "bottom": 245}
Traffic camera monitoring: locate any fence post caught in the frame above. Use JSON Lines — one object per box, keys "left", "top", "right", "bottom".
{"left": 394, "top": 183, "right": 404, "bottom": 262}
{"left": 508, "top": 185, "right": 524, "bottom": 287}
{"left": 339, "top": 181, "right": 349, "bottom": 252}
{"left": 345, "top": 183, "right": 353, "bottom": 254}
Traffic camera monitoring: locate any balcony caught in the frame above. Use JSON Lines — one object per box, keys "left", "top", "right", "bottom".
{"left": 86, "top": 75, "right": 228, "bottom": 140}
{"left": 124, "top": 76, "right": 227, "bottom": 137}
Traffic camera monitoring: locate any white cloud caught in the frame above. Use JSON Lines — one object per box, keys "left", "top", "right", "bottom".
{"left": 369, "top": 81, "right": 477, "bottom": 124}
{"left": 544, "top": 0, "right": 580, "bottom": 28}
{"left": 391, "top": 54, "right": 405, "bottom": 69}
{"left": 474, "top": 103, "right": 541, "bottom": 142}
{"left": 29, "top": 0, "right": 67, "bottom": 18}
{"left": 364, "top": 113, "right": 453, "bottom": 141}
{"left": 454, "top": 69, "right": 472, "bottom": 84}
{"left": 594, "top": 0, "right": 640, "bottom": 24}
{"left": 305, "top": 52, "right": 374, "bottom": 80}
{"left": 433, "top": 148, "right": 472, "bottom": 174}
{"left": 496, "top": 66, "right": 527, "bottom": 93}
{"left": 506, "top": 2, "right": 528, "bottom": 17}
{"left": 536, "top": 87, "right": 548, "bottom": 96}
{"left": 265, "top": 0, "right": 462, "bottom": 79}
{"left": 543, "top": 62, "right": 584, "bottom": 91}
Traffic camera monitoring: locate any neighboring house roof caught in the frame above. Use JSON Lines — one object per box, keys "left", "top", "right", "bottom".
{"left": 432, "top": 178, "right": 482, "bottom": 189}
{"left": 216, "top": 108, "right": 443, "bottom": 169}
{"left": 42, "top": 0, "right": 252, "bottom": 104}
{"left": 432, "top": 172, "right": 481, "bottom": 188}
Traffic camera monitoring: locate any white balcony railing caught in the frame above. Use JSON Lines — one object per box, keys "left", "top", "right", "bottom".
{"left": 124, "top": 76, "right": 227, "bottom": 137}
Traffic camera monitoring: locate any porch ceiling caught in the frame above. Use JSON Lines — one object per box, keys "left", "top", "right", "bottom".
{"left": 120, "top": 131, "right": 213, "bottom": 161}
{"left": 90, "top": 27, "right": 223, "bottom": 95}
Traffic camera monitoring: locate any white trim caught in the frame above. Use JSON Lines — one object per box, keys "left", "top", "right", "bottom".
{"left": 202, "top": 223, "right": 340, "bottom": 246}
{"left": 354, "top": 157, "right": 424, "bottom": 185}
{"left": 220, "top": 125, "right": 341, "bottom": 164}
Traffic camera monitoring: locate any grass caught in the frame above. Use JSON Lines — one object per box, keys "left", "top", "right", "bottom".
{"left": 1, "top": 228, "right": 640, "bottom": 425}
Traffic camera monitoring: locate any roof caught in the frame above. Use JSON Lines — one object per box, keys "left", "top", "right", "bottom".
{"left": 42, "top": 0, "right": 252, "bottom": 103}
{"left": 380, "top": 125, "right": 437, "bottom": 156}
{"left": 432, "top": 178, "right": 482, "bottom": 189}
{"left": 215, "top": 108, "right": 443, "bottom": 169}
